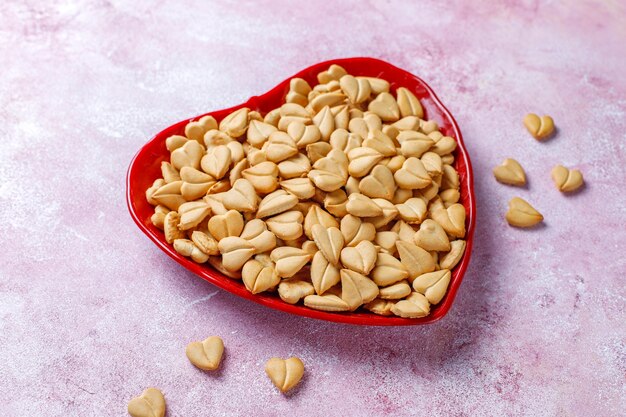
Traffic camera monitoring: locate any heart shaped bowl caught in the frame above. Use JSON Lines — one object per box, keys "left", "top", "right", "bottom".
{"left": 127, "top": 57, "right": 476, "bottom": 326}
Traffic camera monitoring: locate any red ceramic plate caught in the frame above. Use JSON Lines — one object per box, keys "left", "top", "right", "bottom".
{"left": 126, "top": 57, "right": 476, "bottom": 326}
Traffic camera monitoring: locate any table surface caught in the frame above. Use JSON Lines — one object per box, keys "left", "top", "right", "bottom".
{"left": 1, "top": 1, "right": 625, "bottom": 416}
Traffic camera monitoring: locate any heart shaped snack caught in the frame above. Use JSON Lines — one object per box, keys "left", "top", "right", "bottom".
{"left": 551, "top": 165, "right": 584, "bottom": 192}
{"left": 506, "top": 197, "right": 543, "bottom": 228}
{"left": 186, "top": 336, "right": 225, "bottom": 371}
{"left": 128, "top": 388, "right": 166, "bottom": 417}
{"left": 493, "top": 158, "right": 526, "bottom": 186}
{"left": 265, "top": 357, "right": 305, "bottom": 393}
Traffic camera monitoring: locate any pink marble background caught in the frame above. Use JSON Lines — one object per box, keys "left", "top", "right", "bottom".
{"left": 1, "top": 1, "right": 625, "bottom": 416}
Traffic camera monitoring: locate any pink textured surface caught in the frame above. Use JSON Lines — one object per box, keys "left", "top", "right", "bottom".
{"left": 0, "top": 1, "right": 624, "bottom": 416}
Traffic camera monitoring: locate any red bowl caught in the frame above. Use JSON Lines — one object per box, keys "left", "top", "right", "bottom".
{"left": 126, "top": 57, "right": 476, "bottom": 326}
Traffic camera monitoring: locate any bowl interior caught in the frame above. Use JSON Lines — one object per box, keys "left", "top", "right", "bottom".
{"left": 127, "top": 57, "right": 476, "bottom": 325}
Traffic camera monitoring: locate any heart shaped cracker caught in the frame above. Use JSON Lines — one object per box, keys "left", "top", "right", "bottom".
{"left": 396, "top": 87, "right": 424, "bottom": 119}
{"left": 265, "top": 132, "right": 299, "bottom": 163}
{"left": 278, "top": 280, "right": 315, "bottom": 304}
{"left": 217, "top": 236, "right": 255, "bottom": 271}
{"left": 317, "top": 64, "right": 347, "bottom": 83}
{"left": 439, "top": 239, "right": 466, "bottom": 270}
{"left": 397, "top": 131, "right": 434, "bottom": 158}
{"left": 163, "top": 211, "right": 185, "bottom": 244}
{"left": 177, "top": 201, "right": 211, "bottom": 230}
{"left": 364, "top": 298, "right": 395, "bottom": 316}
{"left": 367, "top": 198, "right": 399, "bottom": 228}
{"left": 414, "top": 219, "right": 450, "bottom": 251}
{"left": 321, "top": 189, "right": 347, "bottom": 217}
{"left": 266, "top": 210, "right": 303, "bottom": 241}
{"left": 219, "top": 107, "right": 249, "bottom": 138}
{"left": 247, "top": 120, "right": 277, "bottom": 148}
{"left": 506, "top": 197, "right": 543, "bottom": 227}
{"left": 128, "top": 388, "right": 166, "bottom": 417}
{"left": 285, "top": 78, "right": 312, "bottom": 107}
{"left": 311, "top": 224, "right": 344, "bottom": 265}
{"left": 340, "top": 269, "right": 379, "bottom": 310}
{"left": 191, "top": 231, "right": 219, "bottom": 256}
{"left": 368, "top": 92, "right": 400, "bottom": 122}
{"left": 523, "top": 113, "right": 554, "bottom": 140}
{"left": 430, "top": 134, "right": 457, "bottom": 156}
{"left": 348, "top": 117, "right": 369, "bottom": 141}
{"left": 278, "top": 105, "right": 311, "bottom": 132}
{"left": 173, "top": 238, "right": 210, "bottom": 264}
{"left": 163, "top": 211, "right": 185, "bottom": 243}
{"left": 358, "top": 165, "right": 395, "bottom": 200}
{"left": 203, "top": 129, "right": 232, "bottom": 148}
{"left": 146, "top": 179, "right": 166, "bottom": 206}
{"left": 151, "top": 181, "right": 186, "bottom": 211}
{"left": 493, "top": 158, "right": 526, "bottom": 186}
{"left": 281, "top": 102, "right": 310, "bottom": 118}
{"left": 312, "top": 106, "right": 336, "bottom": 140}
{"left": 160, "top": 161, "right": 180, "bottom": 184}
{"left": 208, "top": 210, "right": 244, "bottom": 241}
{"left": 340, "top": 214, "right": 376, "bottom": 247}
{"left": 313, "top": 149, "right": 349, "bottom": 177}
{"left": 277, "top": 153, "right": 311, "bottom": 180}
{"left": 340, "top": 240, "right": 377, "bottom": 275}
{"left": 239, "top": 219, "right": 277, "bottom": 254}
{"left": 304, "top": 293, "right": 350, "bottom": 311}
{"left": 362, "top": 129, "right": 397, "bottom": 157}
{"left": 279, "top": 178, "right": 315, "bottom": 200}
{"left": 242, "top": 256, "right": 280, "bottom": 293}
{"left": 185, "top": 115, "right": 218, "bottom": 143}
{"left": 391, "top": 219, "right": 417, "bottom": 243}
{"left": 396, "top": 241, "right": 435, "bottom": 282}
{"left": 309, "top": 92, "right": 346, "bottom": 114}
{"left": 330, "top": 129, "right": 362, "bottom": 154}
{"left": 180, "top": 167, "right": 216, "bottom": 200}
{"left": 394, "top": 157, "right": 432, "bottom": 190}
{"left": 310, "top": 251, "right": 341, "bottom": 295}
{"left": 333, "top": 105, "right": 350, "bottom": 130}
{"left": 270, "top": 247, "right": 312, "bottom": 278}
{"left": 396, "top": 197, "right": 427, "bottom": 224}
{"left": 378, "top": 280, "right": 412, "bottom": 300}
{"left": 412, "top": 269, "right": 451, "bottom": 305}
{"left": 374, "top": 231, "right": 399, "bottom": 255}
{"left": 303, "top": 205, "right": 339, "bottom": 239}
{"left": 186, "top": 336, "right": 224, "bottom": 371}
{"left": 241, "top": 161, "right": 279, "bottom": 194}
{"left": 347, "top": 146, "right": 385, "bottom": 177}
{"left": 345, "top": 193, "right": 383, "bottom": 217}
{"left": 308, "top": 150, "right": 349, "bottom": 192}
{"left": 287, "top": 122, "right": 321, "bottom": 149}
{"left": 441, "top": 164, "right": 459, "bottom": 190}
{"left": 370, "top": 252, "right": 409, "bottom": 286}
{"left": 256, "top": 189, "right": 298, "bottom": 218}
{"left": 200, "top": 145, "right": 231, "bottom": 179}
{"left": 420, "top": 152, "right": 443, "bottom": 176}
{"left": 171, "top": 140, "right": 204, "bottom": 171}
{"left": 391, "top": 292, "right": 430, "bottom": 318}
{"left": 429, "top": 198, "right": 466, "bottom": 238}
{"left": 165, "top": 135, "right": 189, "bottom": 152}
{"left": 339, "top": 74, "right": 372, "bottom": 104}
{"left": 221, "top": 178, "right": 258, "bottom": 212}
{"left": 393, "top": 116, "right": 420, "bottom": 131}
{"left": 265, "top": 357, "right": 305, "bottom": 393}
{"left": 381, "top": 154, "right": 406, "bottom": 174}
{"left": 551, "top": 165, "right": 583, "bottom": 192}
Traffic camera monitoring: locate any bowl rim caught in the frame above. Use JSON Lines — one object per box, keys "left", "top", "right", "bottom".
{"left": 126, "top": 57, "right": 476, "bottom": 326}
